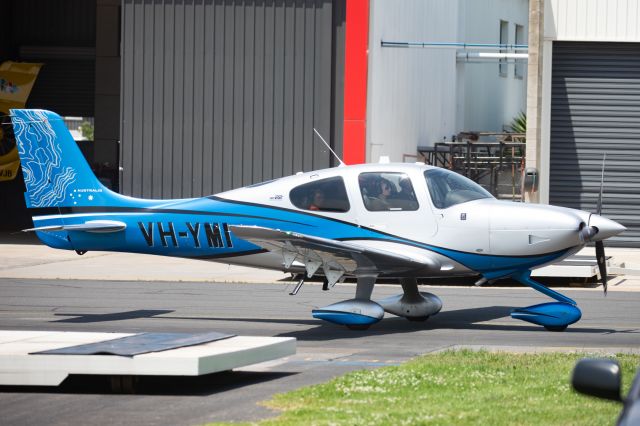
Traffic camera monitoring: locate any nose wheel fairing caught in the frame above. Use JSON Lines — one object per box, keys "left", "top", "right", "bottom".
{"left": 509, "top": 270, "right": 582, "bottom": 330}
{"left": 511, "top": 302, "right": 582, "bottom": 330}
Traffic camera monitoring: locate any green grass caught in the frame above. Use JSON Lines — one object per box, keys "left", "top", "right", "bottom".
{"left": 214, "top": 350, "right": 639, "bottom": 426}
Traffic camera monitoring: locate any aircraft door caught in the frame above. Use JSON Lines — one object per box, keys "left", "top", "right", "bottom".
{"left": 423, "top": 168, "right": 491, "bottom": 254}
{"left": 354, "top": 171, "right": 438, "bottom": 241}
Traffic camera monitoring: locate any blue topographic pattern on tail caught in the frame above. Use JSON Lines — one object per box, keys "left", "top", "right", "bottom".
{"left": 12, "top": 110, "right": 77, "bottom": 208}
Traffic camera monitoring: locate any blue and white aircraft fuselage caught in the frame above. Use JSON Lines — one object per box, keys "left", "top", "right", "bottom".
{"left": 10, "top": 109, "right": 626, "bottom": 331}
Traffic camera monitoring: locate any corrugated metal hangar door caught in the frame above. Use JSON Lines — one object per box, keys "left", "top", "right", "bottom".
{"left": 0, "top": 0, "right": 96, "bottom": 232}
{"left": 121, "top": 0, "right": 344, "bottom": 199}
{"left": 13, "top": 0, "right": 96, "bottom": 117}
{"left": 550, "top": 42, "right": 640, "bottom": 247}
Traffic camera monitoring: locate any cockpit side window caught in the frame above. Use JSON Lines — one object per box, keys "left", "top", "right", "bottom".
{"left": 424, "top": 168, "right": 493, "bottom": 209}
{"left": 289, "top": 176, "right": 350, "bottom": 212}
{"left": 358, "top": 172, "right": 419, "bottom": 211}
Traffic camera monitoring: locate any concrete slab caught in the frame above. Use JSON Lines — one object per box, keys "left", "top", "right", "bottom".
{"left": 0, "top": 330, "right": 296, "bottom": 386}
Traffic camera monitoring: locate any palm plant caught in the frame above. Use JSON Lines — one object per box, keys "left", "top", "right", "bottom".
{"left": 510, "top": 111, "right": 527, "bottom": 134}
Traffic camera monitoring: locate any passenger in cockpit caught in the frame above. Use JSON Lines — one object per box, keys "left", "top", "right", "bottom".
{"left": 308, "top": 189, "right": 325, "bottom": 211}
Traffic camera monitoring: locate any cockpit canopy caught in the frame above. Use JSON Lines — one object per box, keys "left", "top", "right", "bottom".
{"left": 284, "top": 165, "right": 493, "bottom": 213}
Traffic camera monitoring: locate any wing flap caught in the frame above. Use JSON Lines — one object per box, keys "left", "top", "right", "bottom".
{"left": 230, "top": 225, "right": 437, "bottom": 283}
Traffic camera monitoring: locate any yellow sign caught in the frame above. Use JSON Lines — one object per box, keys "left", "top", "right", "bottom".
{"left": 0, "top": 61, "right": 43, "bottom": 181}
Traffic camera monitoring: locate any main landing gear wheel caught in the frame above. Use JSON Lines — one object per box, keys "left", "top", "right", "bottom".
{"left": 544, "top": 325, "right": 568, "bottom": 332}
{"left": 347, "top": 324, "right": 372, "bottom": 331}
{"left": 311, "top": 276, "right": 384, "bottom": 329}
{"left": 378, "top": 278, "right": 443, "bottom": 322}
{"left": 406, "top": 316, "right": 430, "bottom": 322}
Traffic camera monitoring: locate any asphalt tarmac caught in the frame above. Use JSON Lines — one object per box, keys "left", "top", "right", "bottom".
{"left": 1, "top": 278, "right": 639, "bottom": 425}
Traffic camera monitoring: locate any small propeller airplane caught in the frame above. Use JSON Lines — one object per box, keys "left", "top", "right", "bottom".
{"left": 9, "top": 109, "right": 626, "bottom": 331}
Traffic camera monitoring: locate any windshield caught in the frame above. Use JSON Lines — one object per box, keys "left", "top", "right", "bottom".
{"left": 424, "top": 169, "right": 493, "bottom": 209}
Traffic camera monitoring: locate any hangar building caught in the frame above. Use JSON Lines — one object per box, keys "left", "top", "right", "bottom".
{"left": 527, "top": 0, "right": 640, "bottom": 247}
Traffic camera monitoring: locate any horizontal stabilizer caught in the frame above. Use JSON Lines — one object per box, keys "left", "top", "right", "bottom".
{"left": 23, "top": 220, "right": 127, "bottom": 234}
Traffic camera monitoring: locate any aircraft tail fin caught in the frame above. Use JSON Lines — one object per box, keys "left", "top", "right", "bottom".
{"left": 10, "top": 109, "right": 122, "bottom": 208}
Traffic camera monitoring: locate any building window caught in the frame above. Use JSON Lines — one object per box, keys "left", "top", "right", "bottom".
{"left": 289, "top": 176, "right": 350, "bottom": 212}
{"left": 514, "top": 24, "right": 525, "bottom": 79}
{"left": 499, "top": 20, "right": 509, "bottom": 77}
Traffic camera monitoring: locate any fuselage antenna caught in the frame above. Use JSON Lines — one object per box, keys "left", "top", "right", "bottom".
{"left": 313, "top": 128, "right": 346, "bottom": 167}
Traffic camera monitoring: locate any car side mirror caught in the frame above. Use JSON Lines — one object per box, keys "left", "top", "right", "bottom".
{"left": 572, "top": 358, "right": 623, "bottom": 402}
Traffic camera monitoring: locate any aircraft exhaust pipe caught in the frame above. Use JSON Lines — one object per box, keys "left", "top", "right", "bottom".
{"left": 579, "top": 223, "right": 598, "bottom": 243}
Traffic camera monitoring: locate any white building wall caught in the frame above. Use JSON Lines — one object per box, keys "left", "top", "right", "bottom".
{"left": 366, "top": 0, "right": 459, "bottom": 162}
{"left": 366, "top": 0, "right": 528, "bottom": 163}
{"left": 458, "top": 0, "right": 528, "bottom": 132}
{"left": 545, "top": 0, "right": 640, "bottom": 41}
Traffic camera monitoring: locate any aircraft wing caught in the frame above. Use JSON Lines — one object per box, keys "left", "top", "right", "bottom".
{"left": 229, "top": 225, "right": 438, "bottom": 286}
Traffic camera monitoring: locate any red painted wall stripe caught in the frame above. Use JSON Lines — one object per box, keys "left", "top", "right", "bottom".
{"left": 343, "top": 0, "right": 369, "bottom": 165}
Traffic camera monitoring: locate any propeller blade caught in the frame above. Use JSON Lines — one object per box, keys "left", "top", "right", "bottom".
{"left": 595, "top": 240, "right": 607, "bottom": 295}
{"left": 596, "top": 153, "right": 606, "bottom": 216}
{"left": 594, "top": 153, "right": 607, "bottom": 296}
